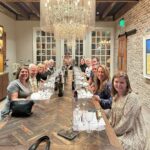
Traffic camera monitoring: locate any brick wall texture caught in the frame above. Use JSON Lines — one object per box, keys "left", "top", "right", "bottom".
{"left": 115, "top": 0, "right": 150, "bottom": 108}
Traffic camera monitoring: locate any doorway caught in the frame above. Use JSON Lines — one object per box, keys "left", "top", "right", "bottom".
{"left": 118, "top": 35, "right": 127, "bottom": 72}
{"left": 61, "top": 39, "right": 85, "bottom": 66}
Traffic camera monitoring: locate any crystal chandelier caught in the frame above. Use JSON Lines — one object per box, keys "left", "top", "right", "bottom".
{"left": 40, "top": 0, "right": 95, "bottom": 40}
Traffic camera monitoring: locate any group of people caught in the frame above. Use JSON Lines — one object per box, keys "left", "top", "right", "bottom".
{"left": 80, "top": 57, "right": 112, "bottom": 110}
{"left": 2, "top": 59, "right": 55, "bottom": 114}
{"left": 80, "top": 57, "right": 148, "bottom": 150}
{"left": 1, "top": 55, "right": 149, "bottom": 149}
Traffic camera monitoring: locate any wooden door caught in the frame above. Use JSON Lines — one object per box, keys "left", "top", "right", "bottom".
{"left": 0, "top": 75, "right": 3, "bottom": 100}
{"left": 118, "top": 35, "right": 127, "bottom": 72}
{"left": 0, "top": 32, "right": 6, "bottom": 72}
{"left": 0, "top": 53, "right": 3, "bottom": 72}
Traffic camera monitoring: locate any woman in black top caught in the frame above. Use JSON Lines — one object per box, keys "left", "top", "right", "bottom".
{"left": 36, "top": 63, "right": 47, "bottom": 82}
{"left": 80, "top": 58, "right": 87, "bottom": 72}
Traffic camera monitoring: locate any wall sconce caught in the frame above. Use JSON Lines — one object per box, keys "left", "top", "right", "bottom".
{"left": 0, "top": 26, "right": 4, "bottom": 38}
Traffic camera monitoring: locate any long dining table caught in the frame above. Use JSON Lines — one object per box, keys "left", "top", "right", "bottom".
{"left": 0, "top": 70, "right": 123, "bottom": 150}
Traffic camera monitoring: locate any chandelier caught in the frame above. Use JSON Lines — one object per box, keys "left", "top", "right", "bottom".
{"left": 40, "top": 0, "right": 95, "bottom": 40}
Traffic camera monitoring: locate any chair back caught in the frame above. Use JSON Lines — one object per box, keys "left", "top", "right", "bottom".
{"left": 28, "top": 136, "right": 50, "bottom": 150}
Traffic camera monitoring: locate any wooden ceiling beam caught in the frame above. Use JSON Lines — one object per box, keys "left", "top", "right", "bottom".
{"left": 0, "top": 4, "right": 16, "bottom": 19}
{"left": 103, "top": 16, "right": 114, "bottom": 21}
{"left": 1, "top": 0, "right": 40, "bottom": 2}
{"left": 102, "top": 2, "right": 116, "bottom": 19}
{"left": 96, "top": 0, "right": 139, "bottom": 2}
{"left": 25, "top": 2, "right": 40, "bottom": 18}
{"left": 0, "top": 1, "right": 21, "bottom": 15}
{"left": 2, "top": 0, "right": 139, "bottom": 2}
{"left": 0, "top": 1, "right": 29, "bottom": 19}
{"left": 114, "top": 2, "right": 138, "bottom": 19}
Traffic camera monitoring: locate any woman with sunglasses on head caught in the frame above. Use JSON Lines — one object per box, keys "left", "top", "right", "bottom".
{"left": 109, "top": 71, "right": 148, "bottom": 150}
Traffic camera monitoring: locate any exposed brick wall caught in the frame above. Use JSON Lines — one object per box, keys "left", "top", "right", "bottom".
{"left": 115, "top": 0, "right": 150, "bottom": 107}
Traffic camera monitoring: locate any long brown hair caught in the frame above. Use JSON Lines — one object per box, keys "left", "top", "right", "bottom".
{"left": 111, "top": 71, "right": 132, "bottom": 97}
{"left": 16, "top": 66, "right": 29, "bottom": 81}
{"left": 96, "top": 65, "right": 110, "bottom": 92}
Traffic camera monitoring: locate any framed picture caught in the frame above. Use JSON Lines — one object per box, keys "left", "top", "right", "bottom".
{"left": 143, "top": 35, "right": 150, "bottom": 79}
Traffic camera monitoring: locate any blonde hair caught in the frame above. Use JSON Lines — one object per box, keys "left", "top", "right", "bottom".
{"left": 96, "top": 65, "right": 110, "bottom": 93}
{"left": 37, "top": 63, "right": 44, "bottom": 68}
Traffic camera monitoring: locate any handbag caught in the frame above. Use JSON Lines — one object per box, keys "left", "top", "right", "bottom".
{"left": 28, "top": 136, "right": 50, "bottom": 150}
{"left": 10, "top": 100, "right": 34, "bottom": 117}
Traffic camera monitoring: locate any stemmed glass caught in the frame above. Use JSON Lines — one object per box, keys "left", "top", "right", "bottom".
{"left": 73, "top": 105, "right": 81, "bottom": 131}
{"left": 85, "top": 111, "right": 94, "bottom": 133}
{"left": 80, "top": 99, "right": 87, "bottom": 127}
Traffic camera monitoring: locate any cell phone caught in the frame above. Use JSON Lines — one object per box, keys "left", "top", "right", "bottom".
{"left": 57, "top": 129, "right": 79, "bottom": 140}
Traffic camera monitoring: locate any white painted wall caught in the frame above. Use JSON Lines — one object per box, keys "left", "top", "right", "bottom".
{"left": 0, "top": 14, "right": 39, "bottom": 80}
{"left": 0, "top": 12, "right": 16, "bottom": 80}
{"left": 16, "top": 21, "right": 39, "bottom": 64}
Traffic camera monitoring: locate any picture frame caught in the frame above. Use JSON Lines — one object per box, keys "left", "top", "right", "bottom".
{"left": 143, "top": 35, "right": 150, "bottom": 79}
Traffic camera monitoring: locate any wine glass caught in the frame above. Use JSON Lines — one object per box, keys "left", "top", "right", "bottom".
{"left": 73, "top": 105, "right": 81, "bottom": 131}
{"left": 85, "top": 111, "right": 94, "bottom": 133}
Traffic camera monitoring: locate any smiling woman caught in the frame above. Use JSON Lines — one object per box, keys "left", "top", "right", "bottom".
{"left": 1, "top": 66, "right": 32, "bottom": 116}
{"left": 109, "top": 71, "right": 148, "bottom": 150}
{"left": 93, "top": 65, "right": 112, "bottom": 110}
{"left": 7, "top": 66, "right": 32, "bottom": 101}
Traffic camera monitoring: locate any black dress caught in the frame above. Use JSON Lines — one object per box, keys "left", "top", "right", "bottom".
{"left": 36, "top": 72, "right": 47, "bottom": 82}
{"left": 80, "top": 64, "right": 87, "bottom": 72}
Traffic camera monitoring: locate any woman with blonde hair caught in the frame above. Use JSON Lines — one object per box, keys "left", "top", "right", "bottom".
{"left": 92, "top": 65, "right": 112, "bottom": 110}
{"left": 36, "top": 63, "right": 47, "bottom": 82}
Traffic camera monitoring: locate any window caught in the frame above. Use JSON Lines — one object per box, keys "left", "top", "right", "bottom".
{"left": 75, "top": 39, "right": 84, "bottom": 66}
{"left": 91, "top": 30, "right": 111, "bottom": 69}
{"left": 62, "top": 39, "right": 85, "bottom": 66}
{"left": 34, "top": 29, "right": 56, "bottom": 64}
